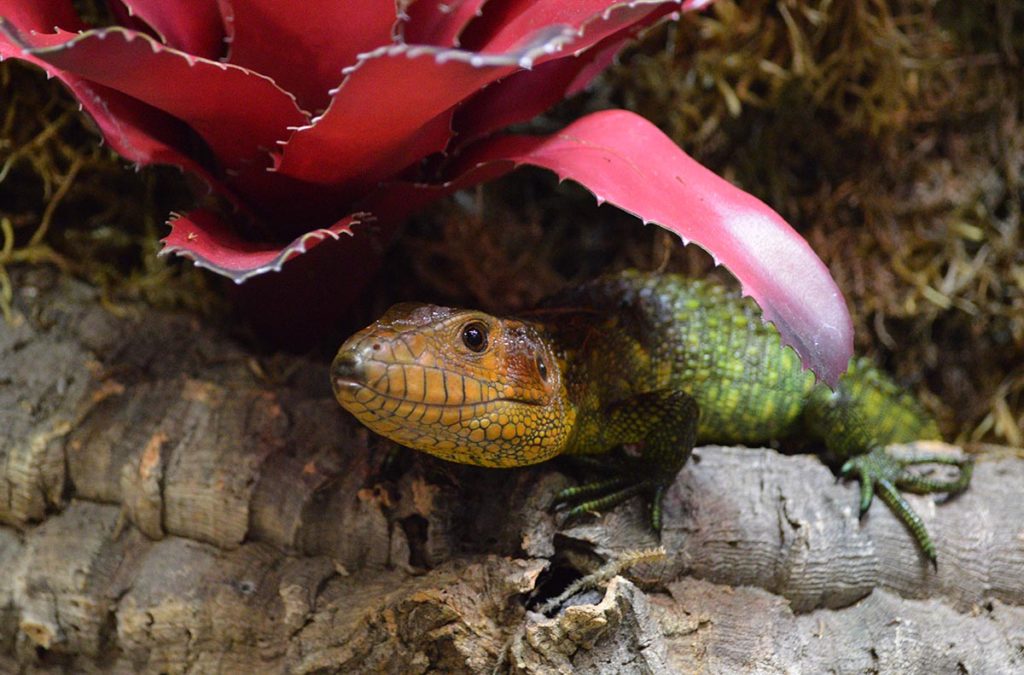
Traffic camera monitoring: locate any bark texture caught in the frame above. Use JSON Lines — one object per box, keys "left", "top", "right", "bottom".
{"left": 1, "top": 268, "right": 1022, "bottom": 674}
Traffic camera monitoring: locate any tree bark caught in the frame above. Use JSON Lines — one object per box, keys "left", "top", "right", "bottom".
{"left": 1, "top": 268, "right": 1022, "bottom": 673}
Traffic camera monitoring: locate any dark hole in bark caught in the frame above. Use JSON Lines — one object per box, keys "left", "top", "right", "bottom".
{"left": 525, "top": 562, "right": 584, "bottom": 612}
{"left": 400, "top": 514, "right": 430, "bottom": 568}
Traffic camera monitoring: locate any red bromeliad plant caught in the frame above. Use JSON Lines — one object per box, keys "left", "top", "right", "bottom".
{"left": 0, "top": 0, "right": 853, "bottom": 384}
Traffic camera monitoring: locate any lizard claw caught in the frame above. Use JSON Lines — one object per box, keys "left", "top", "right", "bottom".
{"left": 840, "top": 457, "right": 878, "bottom": 515}
{"left": 554, "top": 468, "right": 668, "bottom": 533}
{"left": 840, "top": 446, "right": 972, "bottom": 566}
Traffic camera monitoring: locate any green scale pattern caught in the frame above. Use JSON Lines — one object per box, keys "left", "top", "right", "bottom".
{"left": 539, "top": 272, "right": 969, "bottom": 562}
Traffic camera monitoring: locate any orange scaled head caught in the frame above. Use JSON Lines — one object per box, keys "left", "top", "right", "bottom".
{"left": 331, "top": 303, "right": 575, "bottom": 467}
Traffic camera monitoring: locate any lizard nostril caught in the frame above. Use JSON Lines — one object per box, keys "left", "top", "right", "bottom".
{"left": 331, "top": 351, "right": 364, "bottom": 392}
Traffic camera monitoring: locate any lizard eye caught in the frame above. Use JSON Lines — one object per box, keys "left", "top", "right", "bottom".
{"left": 536, "top": 355, "right": 548, "bottom": 381}
{"left": 461, "top": 321, "right": 488, "bottom": 352}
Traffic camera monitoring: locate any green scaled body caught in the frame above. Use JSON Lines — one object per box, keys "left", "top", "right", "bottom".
{"left": 540, "top": 271, "right": 969, "bottom": 562}
{"left": 547, "top": 271, "right": 937, "bottom": 452}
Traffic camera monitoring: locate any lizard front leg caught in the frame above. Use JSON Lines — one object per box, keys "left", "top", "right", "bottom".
{"left": 556, "top": 390, "right": 699, "bottom": 531}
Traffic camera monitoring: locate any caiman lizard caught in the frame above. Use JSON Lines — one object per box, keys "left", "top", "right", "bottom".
{"left": 331, "top": 271, "right": 972, "bottom": 562}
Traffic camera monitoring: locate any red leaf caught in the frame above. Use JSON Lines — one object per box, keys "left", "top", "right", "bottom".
{"left": 401, "top": 0, "right": 488, "bottom": 46}
{"left": 450, "top": 0, "right": 703, "bottom": 144}
{"left": 452, "top": 26, "right": 638, "bottom": 146}
{"left": 116, "top": 0, "right": 226, "bottom": 59}
{"left": 161, "top": 209, "right": 368, "bottom": 283}
{"left": 218, "top": 0, "right": 398, "bottom": 114}
{"left": 23, "top": 27, "right": 307, "bottom": 170}
{"left": 459, "top": 0, "right": 680, "bottom": 56}
{"left": 0, "top": 0, "right": 82, "bottom": 31}
{"left": 213, "top": 157, "right": 366, "bottom": 236}
{"left": 274, "top": 42, "right": 539, "bottom": 188}
{"left": 276, "top": 1, "right": 692, "bottom": 190}
{"left": 68, "top": 81, "right": 231, "bottom": 190}
{"left": 444, "top": 110, "right": 853, "bottom": 383}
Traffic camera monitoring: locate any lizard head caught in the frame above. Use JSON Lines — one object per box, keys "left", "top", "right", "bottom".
{"left": 332, "top": 303, "right": 575, "bottom": 467}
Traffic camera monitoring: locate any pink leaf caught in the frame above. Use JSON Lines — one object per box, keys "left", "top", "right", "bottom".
{"left": 442, "top": 110, "right": 853, "bottom": 383}
{"left": 161, "top": 209, "right": 367, "bottom": 283}
{"left": 218, "top": 0, "right": 398, "bottom": 114}
{"left": 115, "top": 0, "right": 226, "bottom": 59}
{"left": 23, "top": 27, "right": 307, "bottom": 170}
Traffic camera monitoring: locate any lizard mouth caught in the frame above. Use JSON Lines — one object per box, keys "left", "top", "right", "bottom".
{"left": 334, "top": 379, "right": 540, "bottom": 409}
{"left": 331, "top": 375, "right": 364, "bottom": 393}
{"left": 331, "top": 349, "right": 544, "bottom": 409}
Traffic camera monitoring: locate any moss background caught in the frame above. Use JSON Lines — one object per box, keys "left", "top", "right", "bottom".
{"left": 1, "top": 0, "right": 1021, "bottom": 448}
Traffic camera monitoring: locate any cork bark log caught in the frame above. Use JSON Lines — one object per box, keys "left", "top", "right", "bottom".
{"left": 1, "top": 268, "right": 1022, "bottom": 674}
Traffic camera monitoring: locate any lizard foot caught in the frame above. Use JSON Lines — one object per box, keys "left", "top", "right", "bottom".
{"left": 840, "top": 446, "right": 973, "bottom": 566}
{"left": 554, "top": 457, "right": 670, "bottom": 532}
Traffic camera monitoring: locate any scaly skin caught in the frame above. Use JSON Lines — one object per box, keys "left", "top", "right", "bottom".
{"left": 332, "top": 271, "right": 972, "bottom": 563}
